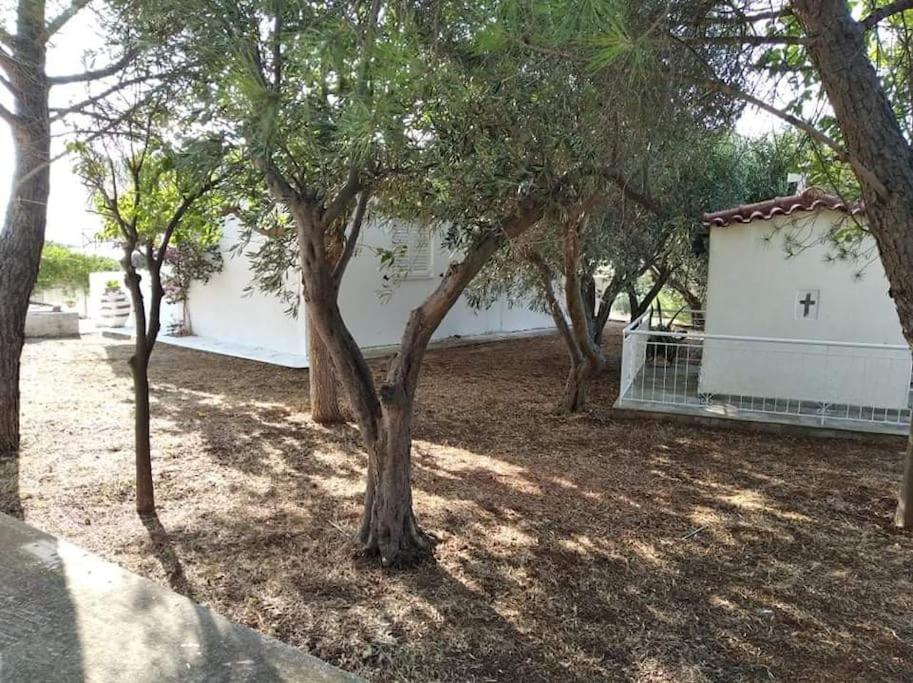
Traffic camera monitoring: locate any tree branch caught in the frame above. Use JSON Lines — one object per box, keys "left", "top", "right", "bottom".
{"left": 593, "top": 270, "right": 626, "bottom": 338}
{"left": 0, "top": 101, "right": 19, "bottom": 126}
{"left": 681, "top": 34, "right": 806, "bottom": 46}
{"left": 153, "top": 172, "right": 228, "bottom": 269}
{"left": 693, "top": 7, "right": 793, "bottom": 25}
{"left": 601, "top": 168, "right": 664, "bottom": 216}
{"left": 332, "top": 190, "right": 370, "bottom": 284}
{"left": 0, "top": 24, "right": 14, "bottom": 49}
{"left": 0, "top": 48, "right": 18, "bottom": 74}
{"left": 322, "top": 168, "right": 361, "bottom": 227}
{"left": 48, "top": 50, "right": 136, "bottom": 85}
{"left": 384, "top": 196, "right": 545, "bottom": 400}
{"left": 49, "top": 71, "right": 158, "bottom": 121}
{"left": 44, "top": 0, "right": 92, "bottom": 40}
{"left": 0, "top": 71, "right": 16, "bottom": 97}
{"left": 526, "top": 249, "right": 581, "bottom": 365}
{"left": 560, "top": 208, "right": 603, "bottom": 367}
{"left": 862, "top": 0, "right": 913, "bottom": 30}
{"left": 699, "top": 77, "right": 888, "bottom": 196}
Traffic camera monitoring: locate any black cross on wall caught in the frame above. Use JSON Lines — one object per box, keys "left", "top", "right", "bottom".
{"left": 799, "top": 292, "right": 817, "bottom": 317}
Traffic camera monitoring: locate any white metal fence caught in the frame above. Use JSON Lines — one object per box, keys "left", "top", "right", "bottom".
{"left": 618, "top": 309, "right": 913, "bottom": 433}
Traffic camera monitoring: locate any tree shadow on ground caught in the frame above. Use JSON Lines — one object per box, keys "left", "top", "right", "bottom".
{"left": 14, "top": 332, "right": 913, "bottom": 681}
{"left": 140, "top": 512, "right": 193, "bottom": 598}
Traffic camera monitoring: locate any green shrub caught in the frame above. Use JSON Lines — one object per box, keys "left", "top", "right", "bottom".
{"left": 36, "top": 243, "right": 119, "bottom": 293}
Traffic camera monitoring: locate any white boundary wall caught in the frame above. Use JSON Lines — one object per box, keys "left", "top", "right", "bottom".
{"left": 88, "top": 270, "right": 182, "bottom": 333}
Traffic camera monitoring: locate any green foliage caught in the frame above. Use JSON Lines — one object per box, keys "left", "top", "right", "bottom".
{"left": 35, "top": 243, "right": 119, "bottom": 293}
{"left": 467, "top": 131, "right": 796, "bottom": 315}
{"left": 72, "top": 122, "right": 228, "bottom": 278}
{"left": 76, "top": 138, "right": 226, "bottom": 251}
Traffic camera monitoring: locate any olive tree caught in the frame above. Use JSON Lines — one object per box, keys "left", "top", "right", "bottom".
{"left": 123, "top": 0, "right": 697, "bottom": 565}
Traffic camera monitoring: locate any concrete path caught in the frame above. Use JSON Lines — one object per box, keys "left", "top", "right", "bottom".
{"left": 97, "top": 324, "right": 554, "bottom": 369}
{"left": 0, "top": 514, "right": 363, "bottom": 682}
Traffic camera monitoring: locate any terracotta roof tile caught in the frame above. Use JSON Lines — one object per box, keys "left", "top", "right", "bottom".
{"left": 702, "top": 187, "right": 864, "bottom": 228}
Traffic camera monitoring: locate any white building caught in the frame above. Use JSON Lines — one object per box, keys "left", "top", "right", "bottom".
{"left": 617, "top": 188, "right": 912, "bottom": 435}
{"left": 93, "top": 218, "right": 552, "bottom": 367}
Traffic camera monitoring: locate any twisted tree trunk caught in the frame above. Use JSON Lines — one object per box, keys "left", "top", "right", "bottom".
{"left": 357, "top": 403, "right": 433, "bottom": 565}
{"left": 792, "top": 1, "right": 913, "bottom": 527}
{"left": 269, "top": 178, "right": 544, "bottom": 565}
{"left": 0, "top": 0, "right": 50, "bottom": 457}
{"left": 560, "top": 358, "right": 600, "bottom": 413}
{"left": 307, "top": 307, "right": 345, "bottom": 424}
{"left": 527, "top": 208, "right": 614, "bottom": 414}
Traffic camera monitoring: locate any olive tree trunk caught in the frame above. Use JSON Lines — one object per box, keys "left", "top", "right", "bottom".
{"left": 792, "top": 1, "right": 913, "bottom": 527}
{"left": 560, "top": 358, "right": 600, "bottom": 413}
{"left": 307, "top": 307, "right": 345, "bottom": 424}
{"left": 356, "top": 404, "right": 433, "bottom": 565}
{"left": 265, "top": 171, "right": 545, "bottom": 565}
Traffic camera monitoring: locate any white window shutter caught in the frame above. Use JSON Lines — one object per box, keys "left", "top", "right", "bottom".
{"left": 391, "top": 225, "right": 433, "bottom": 279}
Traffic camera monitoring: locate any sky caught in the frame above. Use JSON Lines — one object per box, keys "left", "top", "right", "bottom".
{"left": 0, "top": 14, "right": 785, "bottom": 252}
{"left": 0, "top": 8, "right": 113, "bottom": 250}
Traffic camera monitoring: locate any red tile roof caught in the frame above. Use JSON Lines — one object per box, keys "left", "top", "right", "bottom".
{"left": 702, "top": 187, "right": 865, "bottom": 228}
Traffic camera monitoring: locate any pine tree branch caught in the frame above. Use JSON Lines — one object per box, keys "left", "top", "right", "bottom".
{"left": 695, "top": 7, "right": 793, "bottom": 25}
{"left": 682, "top": 34, "right": 806, "bottom": 46}
{"left": 48, "top": 50, "right": 136, "bottom": 85}
{"left": 0, "top": 101, "right": 18, "bottom": 126}
{"left": 44, "top": 0, "right": 92, "bottom": 40}
{"left": 698, "top": 76, "right": 887, "bottom": 195}
{"left": 862, "top": 0, "right": 913, "bottom": 30}
{"left": 49, "top": 72, "right": 157, "bottom": 121}
{"left": 0, "top": 71, "right": 17, "bottom": 97}
{"left": 0, "top": 25, "right": 14, "bottom": 48}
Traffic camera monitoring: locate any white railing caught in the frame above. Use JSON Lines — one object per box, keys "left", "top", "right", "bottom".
{"left": 619, "top": 312, "right": 913, "bottom": 432}
{"left": 620, "top": 309, "right": 651, "bottom": 398}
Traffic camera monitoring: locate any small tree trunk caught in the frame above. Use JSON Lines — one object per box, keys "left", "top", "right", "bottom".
{"left": 307, "top": 308, "right": 345, "bottom": 424}
{"left": 357, "top": 403, "right": 433, "bottom": 566}
{"left": 124, "top": 265, "right": 156, "bottom": 516}
{"left": 130, "top": 348, "right": 155, "bottom": 515}
{"left": 895, "top": 433, "right": 913, "bottom": 527}
{"left": 559, "top": 358, "right": 604, "bottom": 413}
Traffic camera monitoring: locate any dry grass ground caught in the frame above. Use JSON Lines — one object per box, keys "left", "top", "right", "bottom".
{"left": 2, "top": 326, "right": 912, "bottom": 681}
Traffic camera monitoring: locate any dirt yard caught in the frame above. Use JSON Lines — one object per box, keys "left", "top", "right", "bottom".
{"left": 2, "top": 326, "right": 912, "bottom": 681}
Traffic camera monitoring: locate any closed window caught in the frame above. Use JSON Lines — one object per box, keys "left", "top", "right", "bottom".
{"left": 390, "top": 225, "right": 433, "bottom": 280}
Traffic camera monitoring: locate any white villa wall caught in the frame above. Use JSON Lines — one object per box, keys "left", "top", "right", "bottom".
{"left": 183, "top": 217, "right": 551, "bottom": 365}
{"left": 185, "top": 224, "right": 308, "bottom": 357}
{"left": 337, "top": 219, "right": 551, "bottom": 349}
{"left": 699, "top": 210, "right": 911, "bottom": 408}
